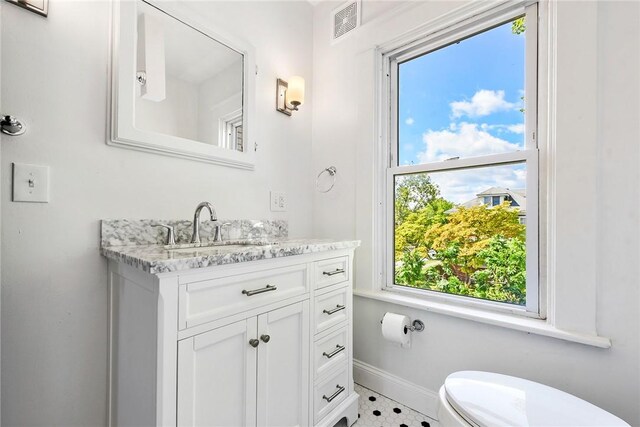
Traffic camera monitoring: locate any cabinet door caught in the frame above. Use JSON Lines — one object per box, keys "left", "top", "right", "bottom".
{"left": 178, "top": 318, "right": 258, "bottom": 427}
{"left": 257, "top": 301, "right": 310, "bottom": 427}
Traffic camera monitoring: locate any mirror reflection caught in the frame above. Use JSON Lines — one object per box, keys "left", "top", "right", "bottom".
{"left": 134, "top": 1, "right": 244, "bottom": 151}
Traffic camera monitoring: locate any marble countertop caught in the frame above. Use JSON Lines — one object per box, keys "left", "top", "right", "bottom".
{"left": 101, "top": 239, "right": 361, "bottom": 274}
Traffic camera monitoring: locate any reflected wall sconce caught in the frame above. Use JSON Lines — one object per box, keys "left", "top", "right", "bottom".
{"left": 276, "top": 76, "right": 305, "bottom": 116}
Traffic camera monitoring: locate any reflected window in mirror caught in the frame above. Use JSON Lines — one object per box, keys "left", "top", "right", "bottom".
{"left": 220, "top": 109, "right": 243, "bottom": 152}
{"left": 134, "top": 1, "right": 244, "bottom": 150}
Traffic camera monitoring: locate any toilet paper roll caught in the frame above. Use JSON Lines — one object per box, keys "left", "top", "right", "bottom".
{"left": 381, "top": 312, "right": 411, "bottom": 348}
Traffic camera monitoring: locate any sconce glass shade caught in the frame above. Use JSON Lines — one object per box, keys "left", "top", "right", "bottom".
{"left": 287, "top": 76, "right": 305, "bottom": 108}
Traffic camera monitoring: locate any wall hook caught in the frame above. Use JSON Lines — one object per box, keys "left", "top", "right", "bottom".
{"left": 1, "top": 115, "right": 26, "bottom": 136}
{"left": 136, "top": 71, "right": 147, "bottom": 86}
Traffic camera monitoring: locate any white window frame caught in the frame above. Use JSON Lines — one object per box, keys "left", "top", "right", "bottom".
{"left": 377, "top": 2, "right": 542, "bottom": 318}
{"left": 219, "top": 109, "right": 243, "bottom": 151}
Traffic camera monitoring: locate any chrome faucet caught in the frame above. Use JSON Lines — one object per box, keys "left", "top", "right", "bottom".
{"left": 191, "top": 202, "right": 220, "bottom": 244}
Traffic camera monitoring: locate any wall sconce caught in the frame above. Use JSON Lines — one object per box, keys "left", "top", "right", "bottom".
{"left": 276, "top": 76, "right": 305, "bottom": 116}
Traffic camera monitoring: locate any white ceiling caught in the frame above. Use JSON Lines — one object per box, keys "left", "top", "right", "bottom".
{"left": 138, "top": 2, "right": 242, "bottom": 85}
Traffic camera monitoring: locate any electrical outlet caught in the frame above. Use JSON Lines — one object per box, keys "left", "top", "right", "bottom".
{"left": 270, "top": 191, "right": 287, "bottom": 212}
{"left": 278, "top": 193, "right": 287, "bottom": 211}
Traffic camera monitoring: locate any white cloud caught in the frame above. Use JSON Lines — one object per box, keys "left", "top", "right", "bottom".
{"left": 418, "top": 122, "right": 522, "bottom": 163}
{"left": 405, "top": 117, "right": 415, "bottom": 125}
{"left": 450, "top": 90, "right": 516, "bottom": 118}
{"left": 429, "top": 164, "right": 527, "bottom": 204}
{"left": 480, "top": 123, "right": 525, "bottom": 135}
{"left": 507, "top": 124, "right": 525, "bottom": 134}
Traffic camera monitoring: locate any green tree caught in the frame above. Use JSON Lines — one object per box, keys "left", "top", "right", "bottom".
{"left": 395, "top": 250, "right": 426, "bottom": 286}
{"left": 512, "top": 17, "right": 525, "bottom": 35}
{"left": 473, "top": 236, "right": 526, "bottom": 304}
{"left": 394, "top": 174, "right": 441, "bottom": 225}
{"left": 424, "top": 203, "right": 525, "bottom": 280}
{"left": 512, "top": 17, "right": 526, "bottom": 113}
{"left": 395, "top": 202, "right": 527, "bottom": 305}
{"left": 395, "top": 198, "right": 453, "bottom": 260}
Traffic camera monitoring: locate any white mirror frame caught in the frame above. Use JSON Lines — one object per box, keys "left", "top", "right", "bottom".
{"left": 109, "top": 0, "right": 256, "bottom": 170}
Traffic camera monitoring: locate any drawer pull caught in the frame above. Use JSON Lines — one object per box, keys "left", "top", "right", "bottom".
{"left": 260, "top": 334, "right": 271, "bottom": 343}
{"left": 322, "top": 268, "right": 345, "bottom": 277}
{"left": 242, "top": 284, "right": 277, "bottom": 297}
{"left": 249, "top": 339, "right": 260, "bottom": 348}
{"left": 322, "top": 344, "right": 346, "bottom": 359}
{"left": 323, "top": 305, "right": 346, "bottom": 315}
{"left": 322, "top": 384, "right": 345, "bottom": 403}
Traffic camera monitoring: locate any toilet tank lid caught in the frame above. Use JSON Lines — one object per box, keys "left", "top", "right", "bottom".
{"left": 444, "top": 371, "right": 629, "bottom": 427}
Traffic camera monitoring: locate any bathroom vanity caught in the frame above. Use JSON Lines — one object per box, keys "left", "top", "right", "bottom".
{"left": 101, "top": 220, "right": 360, "bottom": 427}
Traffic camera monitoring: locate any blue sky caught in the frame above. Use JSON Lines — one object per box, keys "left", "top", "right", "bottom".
{"left": 398, "top": 20, "right": 527, "bottom": 203}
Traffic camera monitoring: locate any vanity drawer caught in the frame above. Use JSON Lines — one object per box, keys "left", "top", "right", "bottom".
{"left": 315, "top": 256, "right": 349, "bottom": 289}
{"left": 314, "top": 327, "right": 348, "bottom": 381}
{"left": 179, "top": 264, "right": 308, "bottom": 330}
{"left": 314, "top": 286, "right": 349, "bottom": 335}
{"left": 314, "top": 364, "right": 349, "bottom": 424}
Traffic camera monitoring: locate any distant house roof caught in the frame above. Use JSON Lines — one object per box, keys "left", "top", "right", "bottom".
{"left": 446, "top": 187, "right": 526, "bottom": 216}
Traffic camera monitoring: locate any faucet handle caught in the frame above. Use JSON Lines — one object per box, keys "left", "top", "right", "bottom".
{"left": 152, "top": 223, "right": 176, "bottom": 246}
{"left": 249, "top": 221, "right": 265, "bottom": 239}
{"left": 218, "top": 222, "right": 233, "bottom": 242}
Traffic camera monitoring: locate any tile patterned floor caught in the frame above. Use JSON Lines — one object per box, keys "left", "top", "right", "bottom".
{"left": 353, "top": 384, "right": 439, "bottom": 427}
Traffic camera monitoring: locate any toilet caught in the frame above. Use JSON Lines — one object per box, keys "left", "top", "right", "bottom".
{"left": 437, "top": 371, "right": 630, "bottom": 427}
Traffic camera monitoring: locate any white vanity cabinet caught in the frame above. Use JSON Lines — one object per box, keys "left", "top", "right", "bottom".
{"left": 177, "top": 317, "right": 259, "bottom": 427}
{"left": 177, "top": 301, "right": 310, "bottom": 427}
{"left": 108, "top": 248, "right": 358, "bottom": 427}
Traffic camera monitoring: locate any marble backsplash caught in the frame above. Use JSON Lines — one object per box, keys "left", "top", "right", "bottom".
{"left": 101, "top": 219, "right": 288, "bottom": 247}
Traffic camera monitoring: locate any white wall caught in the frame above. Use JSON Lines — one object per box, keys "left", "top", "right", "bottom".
{"left": 136, "top": 61, "right": 244, "bottom": 147}
{"left": 136, "top": 75, "right": 200, "bottom": 141}
{"left": 312, "top": 0, "right": 640, "bottom": 425}
{"left": 0, "top": 1, "right": 313, "bottom": 425}
{"left": 197, "top": 61, "right": 243, "bottom": 146}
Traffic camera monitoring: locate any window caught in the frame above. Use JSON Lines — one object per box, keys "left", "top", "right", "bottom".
{"left": 219, "top": 109, "right": 244, "bottom": 152}
{"left": 382, "top": 3, "right": 539, "bottom": 315}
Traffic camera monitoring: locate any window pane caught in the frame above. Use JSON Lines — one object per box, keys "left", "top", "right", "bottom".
{"left": 393, "top": 163, "right": 527, "bottom": 305}
{"left": 397, "top": 19, "right": 526, "bottom": 165}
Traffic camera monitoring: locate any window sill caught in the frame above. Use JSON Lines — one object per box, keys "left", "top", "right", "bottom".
{"left": 353, "top": 288, "right": 611, "bottom": 349}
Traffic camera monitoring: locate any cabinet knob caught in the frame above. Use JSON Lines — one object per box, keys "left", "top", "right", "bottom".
{"left": 249, "top": 339, "right": 260, "bottom": 348}
{"left": 260, "top": 334, "right": 271, "bottom": 343}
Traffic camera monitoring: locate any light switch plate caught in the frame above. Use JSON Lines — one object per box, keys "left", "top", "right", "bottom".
{"left": 12, "top": 162, "right": 50, "bottom": 203}
{"left": 270, "top": 190, "right": 287, "bottom": 212}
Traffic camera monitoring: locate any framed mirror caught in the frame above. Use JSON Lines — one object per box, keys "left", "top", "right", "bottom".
{"left": 109, "top": 0, "right": 256, "bottom": 169}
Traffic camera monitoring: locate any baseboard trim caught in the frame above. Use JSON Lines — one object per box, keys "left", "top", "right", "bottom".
{"left": 353, "top": 359, "right": 439, "bottom": 420}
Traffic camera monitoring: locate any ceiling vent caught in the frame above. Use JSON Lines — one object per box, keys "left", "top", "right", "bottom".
{"left": 331, "top": 0, "right": 361, "bottom": 43}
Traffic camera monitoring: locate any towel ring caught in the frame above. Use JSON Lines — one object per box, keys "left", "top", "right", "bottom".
{"left": 316, "top": 166, "right": 337, "bottom": 193}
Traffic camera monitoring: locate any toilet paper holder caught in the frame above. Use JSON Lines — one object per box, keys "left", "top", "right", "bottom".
{"left": 380, "top": 318, "right": 425, "bottom": 333}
